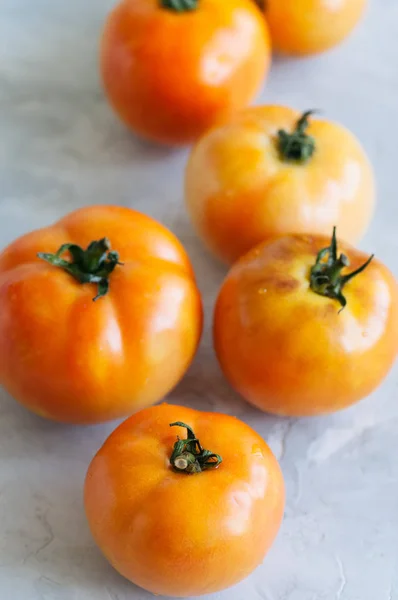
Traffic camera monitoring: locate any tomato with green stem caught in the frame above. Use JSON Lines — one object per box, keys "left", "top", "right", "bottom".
{"left": 185, "top": 105, "right": 375, "bottom": 264}
{"left": 84, "top": 403, "right": 285, "bottom": 597}
{"left": 0, "top": 205, "right": 202, "bottom": 424}
{"left": 214, "top": 230, "right": 398, "bottom": 416}
{"left": 101, "top": 0, "right": 271, "bottom": 145}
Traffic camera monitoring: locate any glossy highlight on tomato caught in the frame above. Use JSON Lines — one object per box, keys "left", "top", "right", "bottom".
{"left": 214, "top": 231, "right": 398, "bottom": 416}
{"left": 100, "top": 0, "right": 271, "bottom": 145}
{"left": 185, "top": 105, "right": 375, "bottom": 264}
{"left": 0, "top": 205, "right": 202, "bottom": 424}
{"left": 84, "top": 403, "right": 285, "bottom": 597}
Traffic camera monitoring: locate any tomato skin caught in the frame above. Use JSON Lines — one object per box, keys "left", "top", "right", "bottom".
{"left": 213, "top": 234, "right": 398, "bottom": 416}
{"left": 185, "top": 105, "right": 375, "bottom": 264}
{"left": 84, "top": 403, "right": 285, "bottom": 597}
{"left": 263, "top": 0, "right": 367, "bottom": 56}
{"left": 0, "top": 206, "right": 202, "bottom": 424}
{"left": 100, "top": 0, "right": 271, "bottom": 146}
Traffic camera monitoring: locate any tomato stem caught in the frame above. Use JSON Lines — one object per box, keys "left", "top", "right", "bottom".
{"left": 169, "top": 422, "right": 222, "bottom": 474}
{"left": 277, "top": 110, "right": 317, "bottom": 164}
{"left": 310, "top": 227, "right": 374, "bottom": 311}
{"left": 38, "top": 238, "right": 123, "bottom": 301}
{"left": 160, "top": 0, "right": 198, "bottom": 12}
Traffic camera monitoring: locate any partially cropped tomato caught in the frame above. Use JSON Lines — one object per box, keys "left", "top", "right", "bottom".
{"left": 185, "top": 105, "right": 375, "bottom": 264}
{"left": 261, "top": 0, "right": 367, "bottom": 56}
{"left": 214, "top": 231, "right": 398, "bottom": 416}
{"left": 0, "top": 206, "right": 202, "bottom": 424}
{"left": 100, "top": 0, "right": 271, "bottom": 145}
{"left": 85, "top": 403, "right": 285, "bottom": 597}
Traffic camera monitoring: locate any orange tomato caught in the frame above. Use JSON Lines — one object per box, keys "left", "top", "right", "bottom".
{"left": 0, "top": 206, "right": 202, "bottom": 424}
{"left": 214, "top": 231, "right": 398, "bottom": 416}
{"left": 100, "top": 0, "right": 271, "bottom": 145}
{"left": 262, "top": 0, "right": 367, "bottom": 56}
{"left": 84, "top": 403, "right": 285, "bottom": 596}
{"left": 185, "top": 105, "right": 375, "bottom": 264}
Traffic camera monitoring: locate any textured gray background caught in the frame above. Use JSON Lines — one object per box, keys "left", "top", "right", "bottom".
{"left": 1, "top": 1, "right": 397, "bottom": 599}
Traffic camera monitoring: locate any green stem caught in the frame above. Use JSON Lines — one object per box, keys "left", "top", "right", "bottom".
{"left": 160, "top": 0, "right": 198, "bottom": 12}
{"left": 310, "top": 227, "right": 374, "bottom": 311}
{"left": 169, "top": 422, "right": 222, "bottom": 474}
{"left": 277, "top": 110, "right": 317, "bottom": 164}
{"left": 38, "top": 238, "right": 123, "bottom": 301}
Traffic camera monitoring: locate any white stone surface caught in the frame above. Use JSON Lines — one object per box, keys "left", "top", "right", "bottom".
{"left": 0, "top": 1, "right": 397, "bottom": 599}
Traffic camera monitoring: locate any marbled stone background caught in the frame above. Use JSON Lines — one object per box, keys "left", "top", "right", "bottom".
{"left": 1, "top": 1, "right": 397, "bottom": 599}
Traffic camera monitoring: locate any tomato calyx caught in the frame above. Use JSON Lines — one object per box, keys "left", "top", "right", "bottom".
{"left": 38, "top": 238, "right": 123, "bottom": 301}
{"left": 160, "top": 0, "right": 198, "bottom": 12}
{"left": 169, "top": 422, "right": 222, "bottom": 474}
{"left": 310, "top": 227, "right": 374, "bottom": 311}
{"left": 277, "top": 110, "right": 316, "bottom": 164}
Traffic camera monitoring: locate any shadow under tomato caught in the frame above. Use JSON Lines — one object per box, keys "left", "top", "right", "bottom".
{"left": 170, "top": 210, "right": 227, "bottom": 291}
{"left": 167, "top": 343, "right": 282, "bottom": 441}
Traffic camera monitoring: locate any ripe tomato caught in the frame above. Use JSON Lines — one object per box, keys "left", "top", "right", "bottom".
{"left": 262, "top": 0, "right": 367, "bottom": 56}
{"left": 100, "top": 0, "right": 271, "bottom": 145}
{"left": 185, "top": 105, "right": 375, "bottom": 264}
{"left": 0, "top": 206, "right": 202, "bottom": 424}
{"left": 214, "top": 231, "right": 398, "bottom": 416}
{"left": 84, "top": 403, "right": 285, "bottom": 597}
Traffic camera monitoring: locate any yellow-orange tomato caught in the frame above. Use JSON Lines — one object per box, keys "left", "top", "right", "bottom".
{"left": 185, "top": 105, "right": 375, "bottom": 264}
{"left": 214, "top": 231, "right": 398, "bottom": 416}
{"left": 0, "top": 206, "right": 202, "bottom": 424}
{"left": 100, "top": 0, "right": 271, "bottom": 145}
{"left": 262, "top": 0, "right": 367, "bottom": 56}
{"left": 85, "top": 403, "right": 285, "bottom": 597}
